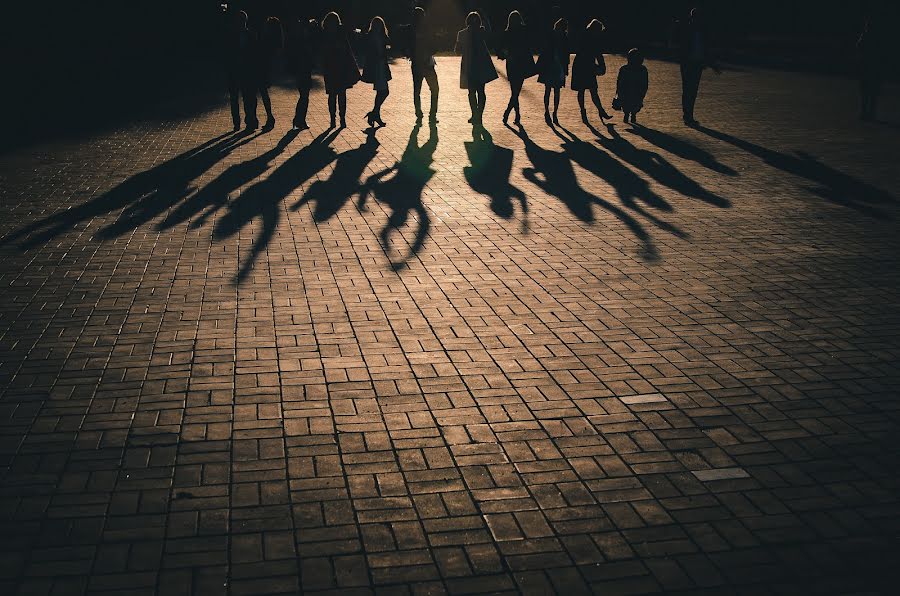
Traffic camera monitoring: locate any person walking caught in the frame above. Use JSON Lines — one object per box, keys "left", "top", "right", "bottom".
{"left": 286, "top": 18, "right": 318, "bottom": 131}
{"left": 406, "top": 7, "right": 440, "bottom": 123}
{"left": 320, "top": 11, "right": 360, "bottom": 128}
{"left": 676, "top": 7, "right": 720, "bottom": 126}
{"left": 571, "top": 19, "right": 612, "bottom": 125}
{"left": 224, "top": 10, "right": 259, "bottom": 130}
{"left": 361, "top": 16, "right": 392, "bottom": 127}
{"left": 256, "top": 16, "right": 283, "bottom": 128}
{"left": 499, "top": 10, "right": 537, "bottom": 125}
{"left": 537, "top": 18, "right": 569, "bottom": 125}
{"left": 615, "top": 48, "right": 649, "bottom": 124}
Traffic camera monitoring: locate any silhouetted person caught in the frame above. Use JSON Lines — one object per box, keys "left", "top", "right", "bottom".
{"left": 456, "top": 11, "right": 498, "bottom": 130}
{"left": 224, "top": 10, "right": 258, "bottom": 130}
{"left": 537, "top": 18, "right": 569, "bottom": 125}
{"left": 676, "top": 7, "right": 720, "bottom": 126}
{"left": 499, "top": 11, "right": 537, "bottom": 125}
{"left": 857, "top": 18, "right": 885, "bottom": 121}
{"left": 571, "top": 19, "right": 611, "bottom": 125}
{"left": 256, "top": 16, "right": 283, "bottom": 128}
{"left": 320, "top": 11, "right": 360, "bottom": 128}
{"left": 287, "top": 18, "right": 318, "bottom": 130}
{"left": 362, "top": 16, "right": 392, "bottom": 127}
{"left": 399, "top": 7, "right": 440, "bottom": 123}
{"left": 615, "top": 48, "right": 649, "bottom": 124}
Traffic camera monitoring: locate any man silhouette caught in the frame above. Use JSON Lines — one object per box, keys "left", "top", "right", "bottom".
{"left": 224, "top": 10, "right": 259, "bottom": 129}
{"left": 405, "top": 7, "right": 439, "bottom": 123}
{"left": 676, "top": 7, "right": 720, "bottom": 126}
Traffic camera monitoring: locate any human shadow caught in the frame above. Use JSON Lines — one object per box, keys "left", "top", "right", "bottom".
{"left": 551, "top": 125, "right": 688, "bottom": 241}
{"left": 465, "top": 128, "right": 528, "bottom": 232}
{"left": 358, "top": 122, "right": 436, "bottom": 271}
{"left": 596, "top": 124, "right": 731, "bottom": 208}
{"left": 513, "top": 126, "right": 661, "bottom": 261}
{"left": 157, "top": 129, "right": 300, "bottom": 232}
{"left": 630, "top": 126, "right": 737, "bottom": 176}
{"left": 214, "top": 129, "right": 341, "bottom": 283}
{"left": 696, "top": 125, "right": 895, "bottom": 218}
{"left": 292, "top": 129, "right": 380, "bottom": 222}
{"left": 3, "top": 130, "right": 258, "bottom": 249}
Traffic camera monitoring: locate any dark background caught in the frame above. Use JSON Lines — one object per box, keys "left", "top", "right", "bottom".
{"left": 1, "top": 0, "right": 896, "bottom": 151}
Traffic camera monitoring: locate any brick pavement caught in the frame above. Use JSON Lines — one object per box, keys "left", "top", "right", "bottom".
{"left": 1, "top": 57, "right": 899, "bottom": 595}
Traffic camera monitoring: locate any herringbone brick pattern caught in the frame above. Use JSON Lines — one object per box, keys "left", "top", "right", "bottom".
{"left": 1, "top": 57, "right": 899, "bottom": 595}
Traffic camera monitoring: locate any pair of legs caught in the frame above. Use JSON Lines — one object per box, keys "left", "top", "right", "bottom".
{"left": 258, "top": 84, "right": 274, "bottom": 125}
{"left": 577, "top": 87, "right": 611, "bottom": 122}
{"left": 544, "top": 84, "right": 561, "bottom": 123}
{"left": 293, "top": 85, "right": 310, "bottom": 130}
{"left": 368, "top": 86, "right": 389, "bottom": 126}
{"left": 327, "top": 90, "right": 347, "bottom": 127}
{"left": 859, "top": 78, "right": 882, "bottom": 121}
{"left": 468, "top": 85, "right": 487, "bottom": 127}
{"left": 680, "top": 63, "right": 703, "bottom": 124}
{"left": 623, "top": 110, "right": 639, "bottom": 124}
{"left": 228, "top": 72, "right": 257, "bottom": 129}
{"left": 504, "top": 78, "right": 524, "bottom": 124}
{"left": 413, "top": 64, "right": 439, "bottom": 121}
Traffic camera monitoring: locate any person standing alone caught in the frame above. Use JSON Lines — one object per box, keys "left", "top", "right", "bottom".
{"left": 676, "top": 7, "right": 720, "bottom": 126}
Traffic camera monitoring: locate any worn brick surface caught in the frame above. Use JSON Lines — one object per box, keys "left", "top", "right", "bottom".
{"left": 1, "top": 57, "right": 899, "bottom": 595}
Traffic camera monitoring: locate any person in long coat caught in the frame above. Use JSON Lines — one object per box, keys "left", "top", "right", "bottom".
{"left": 536, "top": 18, "right": 569, "bottom": 125}
{"left": 320, "top": 11, "right": 360, "bottom": 128}
{"left": 361, "top": 16, "right": 392, "bottom": 127}
{"left": 499, "top": 11, "right": 537, "bottom": 125}
{"left": 615, "top": 48, "right": 649, "bottom": 124}
{"left": 455, "top": 11, "right": 498, "bottom": 129}
{"left": 857, "top": 18, "right": 885, "bottom": 121}
{"left": 286, "top": 18, "right": 318, "bottom": 130}
{"left": 571, "top": 19, "right": 612, "bottom": 125}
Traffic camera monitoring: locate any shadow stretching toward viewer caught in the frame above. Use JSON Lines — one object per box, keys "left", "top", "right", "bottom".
{"left": 513, "top": 126, "right": 663, "bottom": 262}
{"left": 696, "top": 125, "right": 895, "bottom": 218}
{"left": 359, "top": 122, "right": 436, "bottom": 271}
{"left": 2, "top": 130, "right": 260, "bottom": 248}
{"left": 465, "top": 130, "right": 528, "bottom": 232}
{"left": 215, "top": 129, "right": 341, "bottom": 283}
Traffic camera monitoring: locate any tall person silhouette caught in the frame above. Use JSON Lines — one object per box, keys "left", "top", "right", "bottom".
{"left": 676, "top": 7, "right": 720, "bottom": 126}
{"left": 320, "top": 11, "right": 360, "bottom": 129}
{"left": 857, "top": 18, "right": 885, "bottom": 121}
{"left": 456, "top": 12, "right": 498, "bottom": 131}
{"left": 287, "top": 18, "right": 318, "bottom": 131}
{"left": 402, "top": 7, "right": 440, "bottom": 123}
{"left": 537, "top": 18, "right": 569, "bottom": 125}
{"left": 362, "top": 17, "right": 392, "bottom": 128}
{"left": 224, "top": 10, "right": 258, "bottom": 130}
{"left": 571, "top": 19, "right": 611, "bottom": 125}
{"left": 499, "top": 11, "right": 537, "bottom": 126}
{"left": 256, "top": 16, "right": 283, "bottom": 129}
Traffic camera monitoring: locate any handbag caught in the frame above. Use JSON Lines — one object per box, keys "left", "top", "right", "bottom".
{"left": 612, "top": 96, "right": 621, "bottom": 111}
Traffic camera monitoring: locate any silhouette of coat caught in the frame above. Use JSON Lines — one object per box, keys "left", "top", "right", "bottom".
{"left": 570, "top": 29, "right": 606, "bottom": 91}
{"left": 616, "top": 61, "right": 648, "bottom": 114}
{"left": 537, "top": 29, "right": 569, "bottom": 87}
{"left": 321, "top": 27, "right": 360, "bottom": 94}
{"left": 455, "top": 26, "right": 498, "bottom": 89}
{"left": 500, "top": 27, "right": 537, "bottom": 82}
{"left": 361, "top": 31, "right": 392, "bottom": 90}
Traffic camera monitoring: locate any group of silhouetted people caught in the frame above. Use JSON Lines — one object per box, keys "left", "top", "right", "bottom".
{"left": 223, "top": 6, "right": 887, "bottom": 133}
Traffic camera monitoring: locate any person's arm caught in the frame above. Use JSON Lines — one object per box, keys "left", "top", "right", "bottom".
{"left": 639, "top": 67, "right": 649, "bottom": 97}
{"left": 454, "top": 30, "right": 462, "bottom": 54}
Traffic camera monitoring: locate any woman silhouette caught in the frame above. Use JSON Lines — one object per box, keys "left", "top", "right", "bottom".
{"left": 320, "top": 11, "right": 360, "bottom": 128}
{"left": 257, "top": 16, "right": 284, "bottom": 128}
{"left": 362, "top": 16, "right": 392, "bottom": 127}
{"left": 455, "top": 12, "right": 498, "bottom": 129}
{"left": 500, "top": 11, "right": 537, "bottom": 126}
{"left": 287, "top": 18, "right": 318, "bottom": 131}
{"left": 537, "top": 18, "right": 569, "bottom": 125}
{"left": 571, "top": 19, "right": 611, "bottom": 125}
